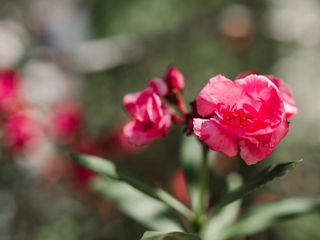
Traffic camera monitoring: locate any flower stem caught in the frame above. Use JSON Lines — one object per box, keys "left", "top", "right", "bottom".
{"left": 194, "top": 145, "right": 209, "bottom": 231}
{"left": 176, "top": 91, "right": 187, "bottom": 115}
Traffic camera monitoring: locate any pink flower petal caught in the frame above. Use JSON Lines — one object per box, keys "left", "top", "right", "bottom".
{"left": 193, "top": 118, "right": 238, "bottom": 157}
{"left": 235, "top": 74, "right": 285, "bottom": 135}
{"left": 149, "top": 78, "right": 168, "bottom": 96}
{"left": 235, "top": 71, "right": 258, "bottom": 80}
{"left": 196, "top": 75, "right": 245, "bottom": 117}
{"left": 123, "top": 92, "right": 140, "bottom": 117}
{"left": 267, "top": 75, "right": 298, "bottom": 118}
{"left": 239, "top": 118, "right": 289, "bottom": 165}
{"left": 123, "top": 117, "right": 170, "bottom": 146}
{"left": 123, "top": 121, "right": 148, "bottom": 145}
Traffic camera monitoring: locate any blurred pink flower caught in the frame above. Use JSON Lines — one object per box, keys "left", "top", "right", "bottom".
{"left": 0, "top": 70, "right": 22, "bottom": 114}
{"left": 0, "top": 70, "right": 19, "bottom": 100}
{"left": 164, "top": 66, "right": 185, "bottom": 91}
{"left": 194, "top": 74, "right": 289, "bottom": 165}
{"left": 3, "top": 113, "right": 42, "bottom": 152}
{"left": 236, "top": 72, "right": 297, "bottom": 118}
{"left": 123, "top": 80, "right": 171, "bottom": 145}
{"left": 51, "top": 102, "right": 83, "bottom": 144}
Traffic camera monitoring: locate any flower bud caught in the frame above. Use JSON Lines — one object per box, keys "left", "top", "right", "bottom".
{"left": 164, "top": 66, "right": 185, "bottom": 91}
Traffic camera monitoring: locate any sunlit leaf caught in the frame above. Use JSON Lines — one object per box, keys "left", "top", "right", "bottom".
{"left": 93, "top": 177, "right": 182, "bottom": 232}
{"left": 220, "top": 197, "right": 320, "bottom": 239}
{"left": 141, "top": 231, "right": 200, "bottom": 240}
{"left": 212, "top": 160, "right": 302, "bottom": 211}
{"left": 70, "top": 153, "right": 194, "bottom": 220}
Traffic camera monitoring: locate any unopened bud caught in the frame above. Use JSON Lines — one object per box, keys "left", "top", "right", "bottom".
{"left": 164, "top": 66, "right": 185, "bottom": 91}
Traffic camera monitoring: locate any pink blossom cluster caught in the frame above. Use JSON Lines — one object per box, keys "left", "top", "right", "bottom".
{"left": 123, "top": 67, "right": 297, "bottom": 165}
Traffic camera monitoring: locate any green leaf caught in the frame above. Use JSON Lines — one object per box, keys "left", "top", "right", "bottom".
{"left": 202, "top": 174, "right": 242, "bottom": 240}
{"left": 212, "top": 160, "right": 302, "bottom": 211}
{"left": 220, "top": 197, "right": 320, "bottom": 239}
{"left": 93, "top": 177, "right": 182, "bottom": 232}
{"left": 70, "top": 154, "right": 194, "bottom": 220}
{"left": 180, "top": 136, "right": 209, "bottom": 211}
{"left": 141, "top": 231, "right": 200, "bottom": 240}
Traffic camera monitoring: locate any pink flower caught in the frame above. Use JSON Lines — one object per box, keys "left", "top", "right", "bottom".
{"left": 194, "top": 74, "right": 290, "bottom": 165}
{"left": 123, "top": 79, "right": 171, "bottom": 145}
{"left": 164, "top": 66, "right": 185, "bottom": 91}
{"left": 51, "top": 102, "right": 83, "bottom": 144}
{"left": 3, "top": 113, "right": 42, "bottom": 152}
{"left": 236, "top": 72, "right": 297, "bottom": 118}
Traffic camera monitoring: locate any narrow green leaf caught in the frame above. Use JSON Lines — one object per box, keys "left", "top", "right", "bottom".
{"left": 202, "top": 174, "right": 242, "bottom": 240}
{"left": 141, "top": 231, "right": 200, "bottom": 240}
{"left": 70, "top": 153, "right": 194, "bottom": 220}
{"left": 93, "top": 177, "right": 182, "bottom": 232}
{"left": 213, "top": 160, "right": 302, "bottom": 211}
{"left": 180, "top": 136, "right": 206, "bottom": 211}
{"left": 220, "top": 197, "right": 320, "bottom": 239}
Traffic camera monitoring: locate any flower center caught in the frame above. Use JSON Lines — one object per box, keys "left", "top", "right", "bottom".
{"left": 217, "top": 104, "right": 255, "bottom": 128}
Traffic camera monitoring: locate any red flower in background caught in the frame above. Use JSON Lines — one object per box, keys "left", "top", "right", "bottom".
{"left": 0, "top": 70, "right": 24, "bottom": 115}
{"left": 3, "top": 113, "right": 42, "bottom": 153}
{"left": 0, "top": 70, "right": 19, "bottom": 101}
{"left": 51, "top": 102, "right": 83, "bottom": 144}
{"left": 171, "top": 169, "right": 189, "bottom": 205}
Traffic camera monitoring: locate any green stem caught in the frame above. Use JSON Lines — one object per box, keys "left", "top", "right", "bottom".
{"left": 195, "top": 145, "right": 209, "bottom": 229}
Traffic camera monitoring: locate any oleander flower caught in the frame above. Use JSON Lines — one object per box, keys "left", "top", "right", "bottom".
{"left": 193, "top": 74, "right": 290, "bottom": 165}
{"left": 123, "top": 79, "right": 171, "bottom": 145}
